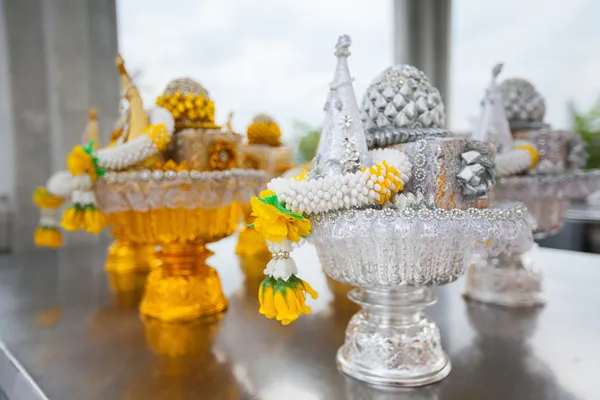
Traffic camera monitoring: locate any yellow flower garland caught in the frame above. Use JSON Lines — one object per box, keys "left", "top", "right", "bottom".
{"left": 66, "top": 145, "right": 97, "bottom": 182}
{"left": 259, "top": 275, "right": 318, "bottom": 325}
{"left": 247, "top": 121, "right": 282, "bottom": 147}
{"left": 250, "top": 193, "right": 311, "bottom": 243}
{"left": 156, "top": 91, "right": 216, "bottom": 127}
{"left": 143, "top": 123, "right": 170, "bottom": 152}
{"left": 32, "top": 187, "right": 64, "bottom": 209}
{"left": 34, "top": 227, "right": 63, "bottom": 249}
{"left": 362, "top": 161, "right": 404, "bottom": 204}
{"left": 515, "top": 144, "right": 540, "bottom": 169}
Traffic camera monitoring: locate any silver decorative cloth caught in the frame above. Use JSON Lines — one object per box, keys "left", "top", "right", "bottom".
{"left": 312, "top": 35, "right": 370, "bottom": 178}
{"left": 95, "top": 169, "right": 269, "bottom": 213}
{"left": 472, "top": 63, "right": 513, "bottom": 153}
{"left": 499, "top": 78, "right": 547, "bottom": 130}
{"left": 310, "top": 204, "right": 533, "bottom": 288}
{"left": 457, "top": 142, "right": 496, "bottom": 198}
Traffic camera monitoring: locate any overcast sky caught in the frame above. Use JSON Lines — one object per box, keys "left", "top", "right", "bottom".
{"left": 117, "top": 0, "right": 600, "bottom": 142}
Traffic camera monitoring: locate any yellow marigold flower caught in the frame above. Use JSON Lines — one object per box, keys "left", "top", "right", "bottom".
{"left": 61, "top": 207, "right": 84, "bottom": 231}
{"left": 250, "top": 194, "right": 311, "bottom": 243}
{"left": 259, "top": 275, "right": 318, "bottom": 325}
{"left": 260, "top": 189, "right": 276, "bottom": 198}
{"left": 83, "top": 208, "right": 106, "bottom": 234}
{"left": 363, "top": 161, "right": 404, "bottom": 204}
{"left": 247, "top": 117, "right": 282, "bottom": 147}
{"left": 515, "top": 144, "right": 540, "bottom": 169}
{"left": 208, "top": 140, "right": 237, "bottom": 171}
{"left": 143, "top": 123, "right": 170, "bottom": 152}
{"left": 66, "top": 145, "right": 96, "bottom": 181}
{"left": 34, "top": 227, "right": 63, "bottom": 249}
{"left": 290, "top": 171, "right": 308, "bottom": 181}
{"left": 32, "top": 187, "right": 64, "bottom": 209}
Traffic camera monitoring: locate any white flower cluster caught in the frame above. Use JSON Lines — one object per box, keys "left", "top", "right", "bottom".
{"left": 268, "top": 150, "right": 412, "bottom": 215}
{"left": 149, "top": 106, "right": 175, "bottom": 133}
{"left": 495, "top": 149, "right": 534, "bottom": 177}
{"left": 70, "top": 174, "right": 97, "bottom": 208}
{"left": 66, "top": 174, "right": 96, "bottom": 207}
{"left": 47, "top": 170, "right": 74, "bottom": 198}
{"left": 264, "top": 240, "right": 298, "bottom": 281}
{"left": 97, "top": 135, "right": 157, "bottom": 171}
{"left": 40, "top": 208, "right": 60, "bottom": 228}
{"left": 369, "top": 148, "right": 412, "bottom": 178}
{"left": 96, "top": 106, "right": 174, "bottom": 171}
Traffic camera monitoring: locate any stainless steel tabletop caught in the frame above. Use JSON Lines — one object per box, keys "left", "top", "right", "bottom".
{"left": 567, "top": 203, "right": 600, "bottom": 223}
{"left": 1, "top": 236, "right": 599, "bottom": 400}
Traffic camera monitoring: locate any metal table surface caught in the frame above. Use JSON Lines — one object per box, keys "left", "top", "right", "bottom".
{"left": 0, "top": 236, "right": 599, "bottom": 400}
{"left": 567, "top": 203, "right": 600, "bottom": 223}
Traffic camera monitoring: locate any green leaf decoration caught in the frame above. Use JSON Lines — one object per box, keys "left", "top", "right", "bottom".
{"left": 83, "top": 140, "right": 106, "bottom": 177}
{"left": 258, "top": 194, "right": 305, "bottom": 220}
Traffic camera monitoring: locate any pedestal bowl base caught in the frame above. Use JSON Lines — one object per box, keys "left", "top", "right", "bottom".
{"left": 235, "top": 227, "right": 270, "bottom": 257}
{"left": 464, "top": 247, "right": 545, "bottom": 307}
{"left": 336, "top": 288, "right": 451, "bottom": 387}
{"left": 105, "top": 240, "right": 161, "bottom": 273}
{"left": 140, "top": 243, "right": 228, "bottom": 321}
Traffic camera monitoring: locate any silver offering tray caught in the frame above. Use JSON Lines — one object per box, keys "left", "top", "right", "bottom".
{"left": 310, "top": 203, "right": 533, "bottom": 387}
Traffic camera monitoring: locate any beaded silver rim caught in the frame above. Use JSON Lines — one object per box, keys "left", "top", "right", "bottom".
{"left": 101, "top": 168, "right": 269, "bottom": 184}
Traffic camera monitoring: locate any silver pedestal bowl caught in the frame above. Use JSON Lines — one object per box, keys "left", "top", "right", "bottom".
{"left": 311, "top": 204, "right": 532, "bottom": 387}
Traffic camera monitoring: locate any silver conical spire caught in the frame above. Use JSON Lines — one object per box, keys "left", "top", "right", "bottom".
{"left": 311, "top": 35, "right": 370, "bottom": 178}
{"left": 472, "top": 63, "right": 513, "bottom": 153}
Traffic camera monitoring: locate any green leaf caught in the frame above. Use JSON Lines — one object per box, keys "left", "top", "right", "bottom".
{"left": 82, "top": 140, "right": 106, "bottom": 177}
{"left": 258, "top": 194, "right": 305, "bottom": 220}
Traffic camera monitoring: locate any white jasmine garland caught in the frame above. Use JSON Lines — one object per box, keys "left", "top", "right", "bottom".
{"left": 47, "top": 170, "right": 74, "bottom": 198}
{"left": 264, "top": 240, "right": 298, "bottom": 280}
{"left": 149, "top": 106, "right": 175, "bottom": 133}
{"left": 495, "top": 149, "right": 534, "bottom": 177}
{"left": 96, "top": 135, "right": 156, "bottom": 171}
{"left": 267, "top": 151, "right": 412, "bottom": 215}
{"left": 79, "top": 191, "right": 97, "bottom": 206}
{"left": 95, "top": 106, "right": 175, "bottom": 172}
{"left": 369, "top": 149, "right": 412, "bottom": 181}
{"left": 71, "top": 174, "right": 92, "bottom": 189}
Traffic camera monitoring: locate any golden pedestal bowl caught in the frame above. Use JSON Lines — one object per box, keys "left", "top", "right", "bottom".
{"left": 235, "top": 204, "right": 270, "bottom": 257}
{"left": 105, "top": 227, "right": 161, "bottom": 273}
{"left": 96, "top": 168, "right": 268, "bottom": 322}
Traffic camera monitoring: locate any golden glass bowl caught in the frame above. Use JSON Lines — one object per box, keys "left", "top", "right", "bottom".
{"left": 96, "top": 169, "right": 268, "bottom": 321}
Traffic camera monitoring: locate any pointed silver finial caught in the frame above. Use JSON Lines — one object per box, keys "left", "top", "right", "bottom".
{"left": 311, "top": 35, "right": 370, "bottom": 178}
{"left": 492, "top": 63, "right": 503, "bottom": 79}
{"left": 334, "top": 35, "right": 351, "bottom": 58}
{"left": 472, "top": 63, "right": 513, "bottom": 153}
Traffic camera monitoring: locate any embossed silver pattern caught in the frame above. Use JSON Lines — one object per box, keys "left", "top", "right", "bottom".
{"left": 499, "top": 78, "right": 547, "bottom": 130}
{"left": 337, "top": 288, "right": 451, "bottom": 387}
{"left": 311, "top": 205, "right": 533, "bottom": 288}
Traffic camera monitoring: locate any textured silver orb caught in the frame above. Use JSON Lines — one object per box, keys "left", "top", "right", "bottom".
{"left": 499, "top": 78, "right": 546, "bottom": 130}
{"left": 361, "top": 65, "right": 446, "bottom": 132}
{"left": 163, "top": 77, "right": 210, "bottom": 98}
